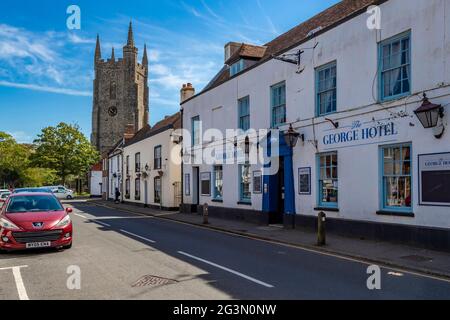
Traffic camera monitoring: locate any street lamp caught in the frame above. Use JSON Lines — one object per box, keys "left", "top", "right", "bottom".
{"left": 284, "top": 124, "right": 301, "bottom": 148}
{"left": 414, "top": 93, "right": 445, "bottom": 138}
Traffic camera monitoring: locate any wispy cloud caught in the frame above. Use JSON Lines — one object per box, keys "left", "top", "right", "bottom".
{"left": 0, "top": 80, "right": 91, "bottom": 96}
{"left": 0, "top": 24, "right": 95, "bottom": 96}
{"left": 7, "top": 131, "right": 33, "bottom": 143}
{"left": 256, "top": 0, "right": 279, "bottom": 35}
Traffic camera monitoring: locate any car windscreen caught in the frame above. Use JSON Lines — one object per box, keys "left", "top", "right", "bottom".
{"left": 1, "top": 193, "right": 10, "bottom": 199}
{"left": 6, "top": 195, "right": 63, "bottom": 213}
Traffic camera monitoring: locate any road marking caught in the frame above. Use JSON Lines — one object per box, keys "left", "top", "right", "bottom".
{"left": 74, "top": 213, "right": 87, "bottom": 219}
{"left": 120, "top": 230, "right": 156, "bottom": 244}
{"left": 178, "top": 251, "right": 274, "bottom": 288}
{"left": 0, "top": 266, "right": 29, "bottom": 300}
{"left": 93, "top": 202, "right": 450, "bottom": 283}
{"left": 93, "top": 220, "right": 111, "bottom": 227}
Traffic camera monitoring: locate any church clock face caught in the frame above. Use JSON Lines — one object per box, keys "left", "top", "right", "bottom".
{"left": 108, "top": 106, "right": 118, "bottom": 117}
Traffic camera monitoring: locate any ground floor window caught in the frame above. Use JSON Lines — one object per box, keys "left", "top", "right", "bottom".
{"left": 213, "top": 166, "right": 223, "bottom": 200}
{"left": 318, "top": 152, "right": 338, "bottom": 207}
{"left": 125, "top": 179, "right": 130, "bottom": 199}
{"left": 154, "top": 177, "right": 161, "bottom": 204}
{"left": 381, "top": 143, "right": 412, "bottom": 212}
{"left": 135, "top": 178, "right": 141, "bottom": 201}
{"left": 239, "top": 164, "right": 251, "bottom": 203}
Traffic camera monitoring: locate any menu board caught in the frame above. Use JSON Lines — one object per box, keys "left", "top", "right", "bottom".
{"left": 299, "top": 167, "right": 311, "bottom": 195}
{"left": 419, "top": 153, "right": 450, "bottom": 206}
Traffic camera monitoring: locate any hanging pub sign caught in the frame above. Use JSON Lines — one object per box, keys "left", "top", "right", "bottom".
{"left": 419, "top": 152, "right": 450, "bottom": 206}
{"left": 298, "top": 167, "right": 311, "bottom": 195}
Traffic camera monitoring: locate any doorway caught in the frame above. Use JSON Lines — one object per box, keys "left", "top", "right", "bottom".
{"left": 270, "top": 157, "right": 284, "bottom": 225}
{"left": 192, "top": 167, "right": 200, "bottom": 211}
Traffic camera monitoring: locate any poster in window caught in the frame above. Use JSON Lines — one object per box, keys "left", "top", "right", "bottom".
{"left": 185, "top": 174, "right": 190, "bottom": 196}
{"left": 200, "top": 172, "right": 211, "bottom": 196}
{"left": 253, "top": 171, "right": 262, "bottom": 194}
{"left": 419, "top": 153, "right": 450, "bottom": 206}
{"left": 298, "top": 167, "right": 311, "bottom": 195}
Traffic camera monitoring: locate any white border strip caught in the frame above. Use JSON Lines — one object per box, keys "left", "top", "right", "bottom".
{"left": 178, "top": 251, "right": 274, "bottom": 288}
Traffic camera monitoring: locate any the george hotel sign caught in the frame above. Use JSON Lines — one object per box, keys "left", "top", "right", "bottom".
{"left": 322, "top": 120, "right": 399, "bottom": 150}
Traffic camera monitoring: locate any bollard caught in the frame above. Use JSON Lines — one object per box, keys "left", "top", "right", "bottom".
{"left": 317, "top": 212, "right": 326, "bottom": 246}
{"left": 203, "top": 203, "right": 209, "bottom": 225}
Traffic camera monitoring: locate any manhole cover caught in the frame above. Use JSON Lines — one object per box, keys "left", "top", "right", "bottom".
{"left": 401, "top": 255, "right": 433, "bottom": 262}
{"left": 132, "top": 275, "right": 178, "bottom": 288}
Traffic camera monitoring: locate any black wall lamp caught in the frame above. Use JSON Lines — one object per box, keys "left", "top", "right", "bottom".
{"left": 414, "top": 93, "right": 445, "bottom": 139}
{"left": 284, "top": 124, "right": 301, "bottom": 148}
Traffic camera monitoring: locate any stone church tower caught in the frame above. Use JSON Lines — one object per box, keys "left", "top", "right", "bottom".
{"left": 91, "top": 22, "right": 149, "bottom": 154}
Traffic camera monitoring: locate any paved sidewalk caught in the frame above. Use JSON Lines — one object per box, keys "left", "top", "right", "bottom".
{"left": 89, "top": 200, "right": 450, "bottom": 279}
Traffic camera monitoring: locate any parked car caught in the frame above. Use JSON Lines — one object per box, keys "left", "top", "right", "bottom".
{"left": 0, "top": 192, "right": 11, "bottom": 207}
{"left": 13, "top": 188, "right": 54, "bottom": 194}
{"left": 0, "top": 193, "right": 73, "bottom": 252}
{"left": 46, "top": 186, "right": 75, "bottom": 200}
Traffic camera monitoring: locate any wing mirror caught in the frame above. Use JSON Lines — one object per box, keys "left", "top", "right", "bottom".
{"left": 66, "top": 207, "right": 73, "bottom": 214}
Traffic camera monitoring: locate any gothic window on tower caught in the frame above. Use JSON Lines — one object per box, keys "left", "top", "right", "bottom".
{"left": 110, "top": 81, "right": 116, "bottom": 100}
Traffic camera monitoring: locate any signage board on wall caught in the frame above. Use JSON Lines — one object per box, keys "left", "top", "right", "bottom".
{"left": 298, "top": 167, "right": 311, "bottom": 195}
{"left": 419, "top": 152, "right": 450, "bottom": 206}
{"left": 321, "top": 119, "right": 400, "bottom": 150}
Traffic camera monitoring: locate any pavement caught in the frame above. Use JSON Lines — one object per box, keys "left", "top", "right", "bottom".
{"left": 92, "top": 200, "right": 450, "bottom": 280}
{"left": 0, "top": 200, "right": 449, "bottom": 300}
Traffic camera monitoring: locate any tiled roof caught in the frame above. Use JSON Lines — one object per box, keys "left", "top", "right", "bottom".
{"left": 124, "top": 112, "right": 181, "bottom": 147}
{"left": 199, "top": 0, "right": 380, "bottom": 95}
{"left": 225, "top": 44, "right": 267, "bottom": 65}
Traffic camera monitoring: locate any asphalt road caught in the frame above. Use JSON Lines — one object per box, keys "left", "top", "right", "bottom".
{"left": 1, "top": 201, "right": 449, "bottom": 300}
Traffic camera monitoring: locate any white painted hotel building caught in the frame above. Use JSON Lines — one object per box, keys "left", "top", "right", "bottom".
{"left": 120, "top": 113, "right": 182, "bottom": 210}
{"left": 181, "top": 0, "right": 450, "bottom": 250}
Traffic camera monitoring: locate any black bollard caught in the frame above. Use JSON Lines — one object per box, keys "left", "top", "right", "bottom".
{"left": 203, "top": 203, "right": 209, "bottom": 225}
{"left": 318, "top": 212, "right": 326, "bottom": 246}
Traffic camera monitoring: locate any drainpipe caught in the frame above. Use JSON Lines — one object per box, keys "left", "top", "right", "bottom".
{"left": 180, "top": 106, "right": 184, "bottom": 211}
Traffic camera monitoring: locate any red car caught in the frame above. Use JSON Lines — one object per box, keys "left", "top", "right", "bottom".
{"left": 0, "top": 193, "right": 73, "bottom": 252}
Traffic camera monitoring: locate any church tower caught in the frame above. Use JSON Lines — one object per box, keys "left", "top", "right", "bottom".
{"left": 91, "top": 22, "right": 149, "bottom": 154}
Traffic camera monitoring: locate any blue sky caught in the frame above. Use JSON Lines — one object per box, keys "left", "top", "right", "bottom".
{"left": 0, "top": 0, "right": 339, "bottom": 143}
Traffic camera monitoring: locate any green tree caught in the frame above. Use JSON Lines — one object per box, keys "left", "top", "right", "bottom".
{"left": 21, "top": 167, "right": 58, "bottom": 187}
{"left": 0, "top": 132, "right": 30, "bottom": 187}
{"left": 31, "top": 123, "right": 100, "bottom": 185}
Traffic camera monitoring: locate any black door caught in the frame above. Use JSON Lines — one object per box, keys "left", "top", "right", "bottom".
{"left": 270, "top": 157, "right": 284, "bottom": 224}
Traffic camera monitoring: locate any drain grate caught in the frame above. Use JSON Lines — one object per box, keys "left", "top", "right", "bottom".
{"left": 401, "top": 255, "right": 433, "bottom": 263}
{"left": 132, "top": 275, "right": 178, "bottom": 288}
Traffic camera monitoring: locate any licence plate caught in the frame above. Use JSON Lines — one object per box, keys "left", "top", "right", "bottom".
{"left": 26, "top": 242, "right": 51, "bottom": 249}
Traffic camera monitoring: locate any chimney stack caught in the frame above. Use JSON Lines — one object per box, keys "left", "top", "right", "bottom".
{"left": 224, "top": 42, "right": 241, "bottom": 63}
{"left": 124, "top": 124, "right": 135, "bottom": 141}
{"left": 180, "top": 83, "right": 195, "bottom": 103}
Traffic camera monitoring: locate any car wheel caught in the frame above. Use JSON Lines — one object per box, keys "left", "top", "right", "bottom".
{"left": 67, "top": 195, "right": 73, "bottom": 200}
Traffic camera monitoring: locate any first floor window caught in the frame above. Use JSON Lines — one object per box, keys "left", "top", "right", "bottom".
{"left": 154, "top": 146, "right": 162, "bottom": 170}
{"left": 239, "top": 164, "right": 251, "bottom": 203}
{"left": 135, "top": 153, "right": 141, "bottom": 173}
{"left": 271, "top": 82, "right": 286, "bottom": 127}
{"left": 125, "top": 179, "right": 130, "bottom": 199}
{"left": 213, "top": 166, "right": 223, "bottom": 200}
{"left": 238, "top": 96, "right": 250, "bottom": 131}
{"left": 379, "top": 32, "right": 411, "bottom": 101}
{"left": 381, "top": 143, "right": 412, "bottom": 211}
{"left": 135, "top": 178, "right": 141, "bottom": 200}
{"left": 154, "top": 177, "right": 161, "bottom": 204}
{"left": 318, "top": 152, "right": 338, "bottom": 207}
{"left": 316, "top": 62, "right": 337, "bottom": 116}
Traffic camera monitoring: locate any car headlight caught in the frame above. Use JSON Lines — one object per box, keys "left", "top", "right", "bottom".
{"left": 0, "top": 218, "right": 21, "bottom": 231}
{"left": 56, "top": 215, "right": 71, "bottom": 228}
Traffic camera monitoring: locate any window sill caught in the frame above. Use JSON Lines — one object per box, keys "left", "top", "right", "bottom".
{"left": 376, "top": 210, "right": 415, "bottom": 218}
{"left": 314, "top": 207, "right": 339, "bottom": 212}
{"left": 237, "top": 201, "right": 252, "bottom": 206}
{"left": 212, "top": 199, "right": 223, "bottom": 203}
